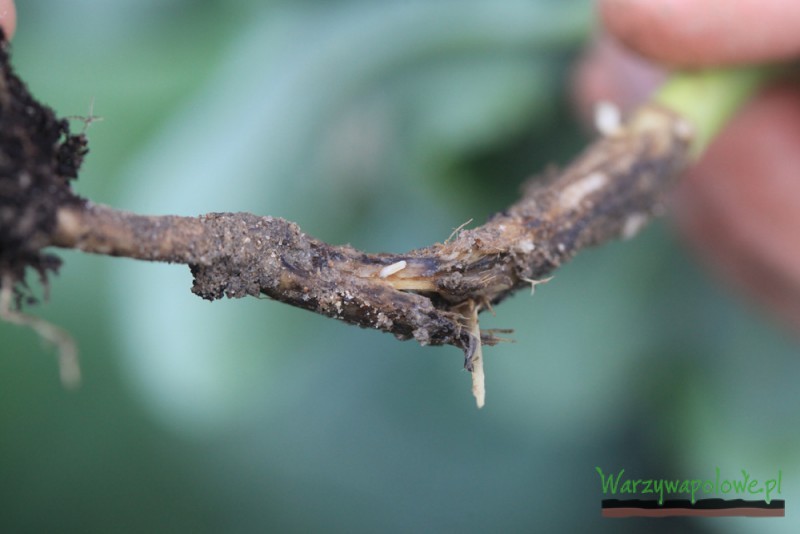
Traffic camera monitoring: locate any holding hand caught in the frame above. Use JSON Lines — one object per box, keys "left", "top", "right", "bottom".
{"left": 576, "top": 0, "right": 800, "bottom": 328}
{"left": 0, "top": 0, "right": 15, "bottom": 39}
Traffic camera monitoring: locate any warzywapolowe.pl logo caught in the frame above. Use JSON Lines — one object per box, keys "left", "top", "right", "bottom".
{"left": 596, "top": 467, "right": 784, "bottom": 517}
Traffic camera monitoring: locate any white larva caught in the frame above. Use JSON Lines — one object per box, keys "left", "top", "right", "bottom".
{"left": 379, "top": 260, "right": 407, "bottom": 279}
{"left": 594, "top": 100, "right": 621, "bottom": 136}
{"left": 559, "top": 171, "right": 608, "bottom": 211}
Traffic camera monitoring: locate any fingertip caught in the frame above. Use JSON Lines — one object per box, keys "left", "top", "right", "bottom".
{"left": 674, "top": 83, "right": 800, "bottom": 329}
{"left": 599, "top": 0, "right": 711, "bottom": 65}
{"left": 600, "top": 0, "right": 800, "bottom": 66}
{"left": 571, "top": 34, "right": 665, "bottom": 127}
{"left": 0, "top": 0, "right": 15, "bottom": 40}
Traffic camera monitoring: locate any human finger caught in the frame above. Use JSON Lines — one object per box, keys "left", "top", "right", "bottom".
{"left": 571, "top": 33, "right": 665, "bottom": 124}
{"left": 0, "top": 0, "right": 15, "bottom": 40}
{"left": 674, "top": 83, "right": 800, "bottom": 328}
{"left": 600, "top": 0, "right": 800, "bottom": 66}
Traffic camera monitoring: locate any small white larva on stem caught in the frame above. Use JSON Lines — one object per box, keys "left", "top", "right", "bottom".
{"left": 594, "top": 100, "right": 622, "bottom": 136}
{"left": 379, "top": 260, "right": 407, "bottom": 279}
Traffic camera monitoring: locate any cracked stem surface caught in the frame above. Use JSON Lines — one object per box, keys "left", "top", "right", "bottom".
{"left": 51, "top": 103, "right": 694, "bottom": 367}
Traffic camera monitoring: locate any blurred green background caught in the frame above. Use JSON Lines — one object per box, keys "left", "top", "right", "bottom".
{"left": 2, "top": 1, "right": 798, "bottom": 532}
